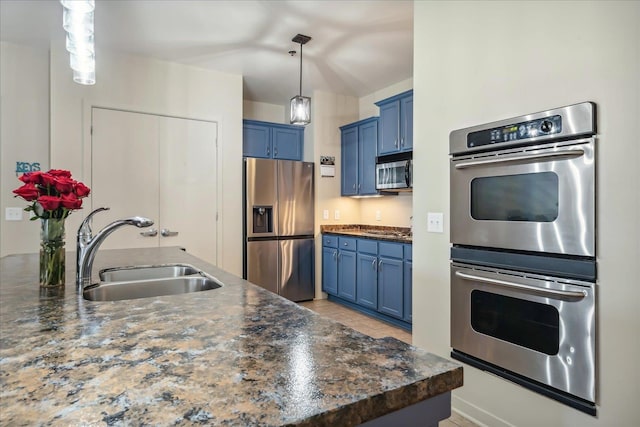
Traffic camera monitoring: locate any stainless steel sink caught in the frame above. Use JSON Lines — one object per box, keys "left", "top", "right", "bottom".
{"left": 99, "top": 264, "right": 200, "bottom": 282}
{"left": 83, "top": 275, "right": 222, "bottom": 302}
{"left": 85, "top": 264, "right": 222, "bottom": 302}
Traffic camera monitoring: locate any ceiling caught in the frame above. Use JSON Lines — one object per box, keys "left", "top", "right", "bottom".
{"left": 0, "top": 0, "right": 414, "bottom": 106}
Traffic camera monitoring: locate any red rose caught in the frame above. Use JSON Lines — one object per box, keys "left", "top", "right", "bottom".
{"left": 13, "top": 183, "right": 40, "bottom": 201}
{"left": 61, "top": 192, "right": 83, "bottom": 209}
{"left": 19, "top": 171, "right": 43, "bottom": 184}
{"left": 40, "top": 173, "right": 57, "bottom": 188}
{"left": 54, "top": 176, "right": 75, "bottom": 193}
{"left": 37, "top": 195, "right": 62, "bottom": 211}
{"left": 47, "top": 169, "right": 72, "bottom": 178}
{"left": 74, "top": 182, "right": 91, "bottom": 197}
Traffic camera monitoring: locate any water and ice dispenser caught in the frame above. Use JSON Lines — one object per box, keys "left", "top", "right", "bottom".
{"left": 252, "top": 206, "right": 273, "bottom": 233}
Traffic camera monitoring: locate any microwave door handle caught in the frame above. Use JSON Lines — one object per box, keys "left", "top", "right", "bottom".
{"left": 454, "top": 148, "right": 585, "bottom": 169}
{"left": 405, "top": 160, "right": 410, "bottom": 187}
{"left": 455, "top": 271, "right": 588, "bottom": 301}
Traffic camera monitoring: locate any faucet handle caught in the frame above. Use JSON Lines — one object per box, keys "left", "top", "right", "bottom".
{"left": 78, "top": 207, "right": 110, "bottom": 237}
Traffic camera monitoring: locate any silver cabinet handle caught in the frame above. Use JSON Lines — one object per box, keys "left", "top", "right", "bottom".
{"left": 455, "top": 271, "right": 587, "bottom": 300}
{"left": 140, "top": 228, "right": 158, "bottom": 237}
{"left": 333, "top": 251, "right": 337, "bottom": 260}
{"left": 160, "top": 228, "right": 179, "bottom": 237}
{"left": 266, "top": 147, "right": 270, "bottom": 156}
{"left": 344, "top": 242, "right": 348, "bottom": 246}
{"left": 372, "top": 259, "right": 376, "bottom": 270}
{"left": 274, "top": 147, "right": 278, "bottom": 156}
{"left": 378, "top": 259, "right": 382, "bottom": 270}
{"left": 337, "top": 252, "right": 341, "bottom": 260}
{"left": 400, "top": 137, "right": 404, "bottom": 147}
{"left": 353, "top": 183, "right": 356, "bottom": 190}
{"left": 394, "top": 139, "right": 399, "bottom": 148}
{"left": 454, "top": 147, "right": 586, "bottom": 169}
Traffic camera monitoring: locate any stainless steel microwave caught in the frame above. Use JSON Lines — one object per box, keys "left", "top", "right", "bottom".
{"left": 376, "top": 157, "right": 412, "bottom": 191}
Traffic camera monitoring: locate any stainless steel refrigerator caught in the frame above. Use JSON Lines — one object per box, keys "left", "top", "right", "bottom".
{"left": 243, "top": 158, "right": 315, "bottom": 302}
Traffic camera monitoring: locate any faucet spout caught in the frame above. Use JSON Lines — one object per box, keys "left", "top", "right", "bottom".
{"left": 76, "top": 208, "right": 154, "bottom": 291}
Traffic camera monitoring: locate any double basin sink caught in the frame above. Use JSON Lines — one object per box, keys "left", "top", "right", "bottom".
{"left": 83, "top": 264, "right": 222, "bottom": 302}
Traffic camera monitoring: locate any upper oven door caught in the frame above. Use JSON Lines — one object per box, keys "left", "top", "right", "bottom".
{"left": 450, "top": 138, "right": 595, "bottom": 257}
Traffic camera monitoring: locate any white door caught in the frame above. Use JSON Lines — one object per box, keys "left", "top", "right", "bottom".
{"left": 158, "top": 116, "right": 217, "bottom": 264}
{"left": 91, "top": 108, "right": 160, "bottom": 249}
{"left": 91, "top": 108, "right": 218, "bottom": 264}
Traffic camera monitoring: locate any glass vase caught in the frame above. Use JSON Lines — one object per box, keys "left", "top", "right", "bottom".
{"left": 40, "top": 218, "right": 66, "bottom": 288}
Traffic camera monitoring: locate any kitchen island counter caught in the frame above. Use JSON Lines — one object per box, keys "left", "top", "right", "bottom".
{"left": 0, "top": 247, "right": 461, "bottom": 426}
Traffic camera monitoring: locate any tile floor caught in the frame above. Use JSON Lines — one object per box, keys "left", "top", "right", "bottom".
{"left": 300, "top": 298, "right": 480, "bottom": 427}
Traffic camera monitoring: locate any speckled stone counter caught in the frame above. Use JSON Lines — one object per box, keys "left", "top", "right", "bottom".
{"left": 321, "top": 225, "right": 412, "bottom": 243}
{"left": 0, "top": 247, "right": 461, "bottom": 426}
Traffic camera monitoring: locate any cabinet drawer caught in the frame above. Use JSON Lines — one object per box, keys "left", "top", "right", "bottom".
{"left": 358, "top": 239, "right": 378, "bottom": 255}
{"left": 404, "top": 244, "right": 412, "bottom": 261}
{"left": 379, "top": 242, "right": 404, "bottom": 259}
{"left": 338, "top": 237, "right": 357, "bottom": 251}
{"left": 322, "top": 235, "right": 338, "bottom": 248}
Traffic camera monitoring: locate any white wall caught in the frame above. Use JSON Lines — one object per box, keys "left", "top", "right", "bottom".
{"left": 243, "top": 100, "right": 285, "bottom": 123}
{"left": 413, "top": 2, "right": 640, "bottom": 426}
{"left": 0, "top": 42, "right": 50, "bottom": 257}
{"left": 359, "top": 77, "right": 413, "bottom": 120}
{"left": 49, "top": 46, "right": 243, "bottom": 275}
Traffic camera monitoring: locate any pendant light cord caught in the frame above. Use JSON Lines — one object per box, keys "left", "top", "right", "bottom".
{"left": 299, "top": 42, "right": 303, "bottom": 97}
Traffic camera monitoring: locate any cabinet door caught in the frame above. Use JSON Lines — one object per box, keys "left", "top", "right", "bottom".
{"left": 158, "top": 116, "right": 218, "bottom": 264}
{"left": 378, "top": 101, "right": 400, "bottom": 155}
{"left": 91, "top": 108, "right": 160, "bottom": 249}
{"left": 400, "top": 94, "right": 413, "bottom": 151}
{"left": 338, "top": 249, "right": 357, "bottom": 302}
{"left": 356, "top": 253, "right": 378, "bottom": 309}
{"left": 341, "top": 126, "right": 359, "bottom": 196}
{"left": 358, "top": 120, "right": 378, "bottom": 195}
{"left": 272, "top": 127, "right": 303, "bottom": 160}
{"left": 378, "top": 257, "right": 404, "bottom": 318}
{"left": 243, "top": 123, "right": 271, "bottom": 158}
{"left": 403, "top": 260, "right": 412, "bottom": 323}
{"left": 322, "top": 247, "right": 338, "bottom": 295}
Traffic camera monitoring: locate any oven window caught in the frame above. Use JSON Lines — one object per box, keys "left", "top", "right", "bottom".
{"left": 471, "top": 172, "right": 559, "bottom": 222}
{"left": 471, "top": 290, "right": 559, "bottom": 355}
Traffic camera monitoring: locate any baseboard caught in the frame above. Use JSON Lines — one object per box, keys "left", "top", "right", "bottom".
{"left": 452, "top": 393, "right": 515, "bottom": 427}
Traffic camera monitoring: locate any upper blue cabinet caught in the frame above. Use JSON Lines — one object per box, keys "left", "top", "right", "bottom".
{"left": 375, "top": 90, "right": 413, "bottom": 155}
{"left": 243, "top": 119, "right": 304, "bottom": 160}
{"left": 340, "top": 117, "right": 379, "bottom": 196}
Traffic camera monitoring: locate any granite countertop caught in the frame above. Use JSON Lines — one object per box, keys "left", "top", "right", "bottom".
{"left": 321, "top": 225, "right": 412, "bottom": 243}
{"left": 0, "top": 247, "right": 460, "bottom": 426}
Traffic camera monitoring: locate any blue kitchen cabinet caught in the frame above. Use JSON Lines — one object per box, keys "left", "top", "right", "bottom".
{"left": 340, "top": 117, "right": 378, "bottom": 196}
{"left": 356, "top": 239, "right": 379, "bottom": 310}
{"left": 322, "top": 246, "right": 338, "bottom": 296}
{"left": 375, "top": 90, "right": 413, "bottom": 155}
{"left": 403, "top": 244, "right": 412, "bottom": 323}
{"left": 243, "top": 119, "right": 303, "bottom": 160}
{"left": 338, "top": 248, "right": 357, "bottom": 302}
{"left": 377, "top": 242, "right": 405, "bottom": 319}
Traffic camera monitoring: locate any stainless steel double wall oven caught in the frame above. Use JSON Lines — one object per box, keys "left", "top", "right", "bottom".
{"left": 449, "top": 102, "right": 597, "bottom": 415}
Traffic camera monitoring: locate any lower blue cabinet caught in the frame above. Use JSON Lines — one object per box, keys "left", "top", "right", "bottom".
{"left": 356, "top": 253, "right": 378, "bottom": 309}
{"left": 322, "top": 246, "right": 338, "bottom": 295}
{"left": 322, "top": 234, "right": 412, "bottom": 327}
{"left": 337, "top": 249, "right": 356, "bottom": 302}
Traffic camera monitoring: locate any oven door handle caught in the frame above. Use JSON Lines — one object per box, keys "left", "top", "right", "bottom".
{"left": 453, "top": 148, "right": 585, "bottom": 169}
{"left": 455, "top": 271, "right": 588, "bottom": 300}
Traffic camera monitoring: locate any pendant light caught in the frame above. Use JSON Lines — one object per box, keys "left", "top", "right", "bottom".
{"left": 60, "top": 0, "right": 96, "bottom": 85}
{"left": 290, "top": 34, "right": 311, "bottom": 126}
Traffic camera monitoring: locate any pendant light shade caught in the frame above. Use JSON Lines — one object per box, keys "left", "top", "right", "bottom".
{"left": 290, "top": 34, "right": 311, "bottom": 126}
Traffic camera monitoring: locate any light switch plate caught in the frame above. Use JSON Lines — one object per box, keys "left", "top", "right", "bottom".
{"left": 334, "top": 210, "right": 341, "bottom": 220}
{"left": 323, "top": 209, "right": 329, "bottom": 220}
{"left": 375, "top": 210, "right": 381, "bottom": 221}
{"left": 427, "top": 212, "right": 444, "bottom": 233}
{"left": 5, "top": 207, "right": 23, "bottom": 221}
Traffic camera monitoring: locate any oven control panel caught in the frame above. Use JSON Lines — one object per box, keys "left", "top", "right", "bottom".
{"left": 467, "top": 115, "right": 562, "bottom": 148}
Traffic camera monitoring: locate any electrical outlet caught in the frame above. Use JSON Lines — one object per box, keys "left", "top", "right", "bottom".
{"left": 5, "top": 207, "right": 23, "bottom": 221}
{"left": 323, "top": 209, "right": 329, "bottom": 220}
{"left": 334, "top": 210, "right": 341, "bottom": 220}
{"left": 375, "top": 210, "right": 381, "bottom": 221}
{"left": 427, "top": 212, "right": 444, "bottom": 233}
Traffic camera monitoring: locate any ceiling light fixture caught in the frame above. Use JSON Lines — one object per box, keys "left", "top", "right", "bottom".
{"left": 60, "top": 0, "right": 96, "bottom": 85}
{"left": 290, "top": 34, "right": 311, "bottom": 126}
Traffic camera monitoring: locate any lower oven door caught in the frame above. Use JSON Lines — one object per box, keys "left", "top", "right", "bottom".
{"left": 451, "top": 262, "right": 596, "bottom": 403}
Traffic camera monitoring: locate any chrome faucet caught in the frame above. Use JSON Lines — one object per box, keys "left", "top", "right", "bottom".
{"left": 76, "top": 207, "right": 154, "bottom": 291}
